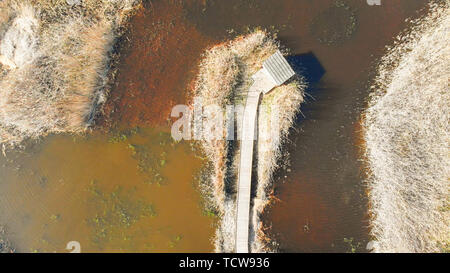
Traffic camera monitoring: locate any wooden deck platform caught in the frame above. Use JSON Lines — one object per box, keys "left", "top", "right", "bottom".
{"left": 235, "top": 50, "right": 295, "bottom": 253}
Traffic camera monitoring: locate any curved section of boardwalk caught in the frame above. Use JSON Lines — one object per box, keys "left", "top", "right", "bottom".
{"left": 235, "top": 50, "right": 295, "bottom": 253}
{"left": 235, "top": 88, "right": 261, "bottom": 253}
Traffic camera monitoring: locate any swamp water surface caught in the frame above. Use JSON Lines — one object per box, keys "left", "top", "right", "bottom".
{"left": 0, "top": 0, "right": 430, "bottom": 252}
{"left": 184, "top": 0, "right": 428, "bottom": 252}
{"left": 0, "top": 129, "right": 214, "bottom": 252}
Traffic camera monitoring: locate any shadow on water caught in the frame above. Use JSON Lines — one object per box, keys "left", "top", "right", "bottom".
{"left": 287, "top": 53, "right": 326, "bottom": 125}
{"left": 287, "top": 53, "right": 326, "bottom": 87}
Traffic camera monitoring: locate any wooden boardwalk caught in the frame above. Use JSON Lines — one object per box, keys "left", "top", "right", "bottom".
{"left": 235, "top": 51, "right": 295, "bottom": 253}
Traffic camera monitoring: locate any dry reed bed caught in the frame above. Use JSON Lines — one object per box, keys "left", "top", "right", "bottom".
{"left": 191, "top": 30, "right": 305, "bottom": 252}
{"left": 362, "top": 1, "right": 449, "bottom": 252}
{"left": 0, "top": 0, "right": 141, "bottom": 147}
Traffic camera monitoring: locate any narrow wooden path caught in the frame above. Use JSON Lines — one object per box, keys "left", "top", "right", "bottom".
{"left": 235, "top": 51, "right": 295, "bottom": 253}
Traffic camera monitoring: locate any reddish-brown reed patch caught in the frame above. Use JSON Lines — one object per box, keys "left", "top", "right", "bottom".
{"left": 98, "top": 1, "right": 214, "bottom": 129}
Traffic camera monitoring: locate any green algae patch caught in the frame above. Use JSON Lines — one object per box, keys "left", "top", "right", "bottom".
{"left": 87, "top": 181, "right": 156, "bottom": 249}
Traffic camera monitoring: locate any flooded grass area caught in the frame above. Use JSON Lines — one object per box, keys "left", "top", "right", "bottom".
{"left": 0, "top": 128, "right": 214, "bottom": 252}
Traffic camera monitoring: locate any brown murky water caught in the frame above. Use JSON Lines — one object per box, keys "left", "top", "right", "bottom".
{"left": 99, "top": 0, "right": 213, "bottom": 129}
{"left": 263, "top": 0, "right": 428, "bottom": 253}
{"left": 0, "top": 0, "right": 430, "bottom": 252}
{"left": 183, "top": 0, "right": 429, "bottom": 252}
{"left": 0, "top": 128, "right": 215, "bottom": 252}
{"left": 0, "top": 0, "right": 218, "bottom": 253}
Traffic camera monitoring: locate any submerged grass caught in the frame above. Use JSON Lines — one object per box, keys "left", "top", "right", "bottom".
{"left": 0, "top": 226, "right": 15, "bottom": 253}
{"left": 87, "top": 181, "right": 156, "bottom": 249}
{"left": 0, "top": 0, "right": 141, "bottom": 147}
{"left": 191, "top": 30, "right": 306, "bottom": 252}
{"left": 362, "top": 1, "right": 449, "bottom": 253}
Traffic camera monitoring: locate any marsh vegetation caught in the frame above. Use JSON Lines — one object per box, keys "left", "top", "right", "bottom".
{"left": 191, "top": 30, "right": 305, "bottom": 252}
{"left": 363, "top": 1, "right": 449, "bottom": 252}
{"left": 0, "top": 0, "right": 140, "bottom": 146}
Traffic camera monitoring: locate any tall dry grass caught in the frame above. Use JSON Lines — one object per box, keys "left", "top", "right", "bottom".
{"left": 192, "top": 30, "right": 306, "bottom": 252}
{"left": 0, "top": 0, "right": 141, "bottom": 147}
{"left": 362, "top": 1, "right": 449, "bottom": 252}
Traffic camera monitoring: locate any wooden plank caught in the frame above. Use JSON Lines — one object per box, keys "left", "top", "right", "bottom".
{"left": 263, "top": 50, "right": 295, "bottom": 86}
{"left": 235, "top": 51, "right": 295, "bottom": 253}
